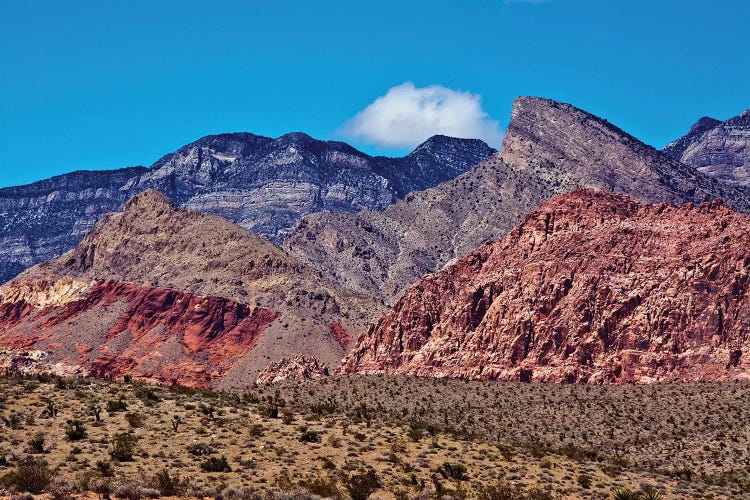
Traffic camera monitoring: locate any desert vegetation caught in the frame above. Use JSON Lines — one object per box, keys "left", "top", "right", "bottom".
{"left": 0, "top": 373, "right": 747, "bottom": 498}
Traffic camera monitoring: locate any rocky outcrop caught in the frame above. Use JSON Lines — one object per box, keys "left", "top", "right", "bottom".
{"left": 0, "top": 134, "right": 493, "bottom": 282}
{"left": 285, "top": 97, "right": 750, "bottom": 302}
{"left": 0, "top": 279, "right": 278, "bottom": 387}
{"left": 339, "top": 190, "right": 750, "bottom": 383}
{"left": 2, "top": 190, "right": 386, "bottom": 387}
{"left": 256, "top": 355, "right": 329, "bottom": 384}
{"left": 663, "top": 108, "right": 750, "bottom": 185}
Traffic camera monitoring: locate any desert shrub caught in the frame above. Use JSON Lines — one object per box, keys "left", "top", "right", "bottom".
{"left": 65, "top": 419, "right": 87, "bottom": 440}
{"left": 150, "top": 468, "right": 185, "bottom": 496}
{"left": 576, "top": 472, "right": 592, "bottom": 489}
{"left": 110, "top": 433, "right": 139, "bottom": 462}
{"left": 525, "top": 486, "right": 555, "bottom": 500}
{"left": 612, "top": 487, "right": 639, "bottom": 500}
{"left": 188, "top": 442, "right": 214, "bottom": 456}
{"left": 110, "top": 478, "right": 159, "bottom": 499}
{"left": 48, "top": 479, "right": 75, "bottom": 500}
{"left": 0, "top": 457, "right": 53, "bottom": 494}
{"left": 477, "top": 479, "right": 519, "bottom": 500}
{"left": 341, "top": 467, "right": 380, "bottom": 500}
{"left": 260, "top": 404, "right": 279, "bottom": 418}
{"left": 29, "top": 433, "right": 46, "bottom": 453}
{"left": 300, "top": 430, "right": 322, "bottom": 443}
{"left": 125, "top": 412, "right": 145, "bottom": 428}
{"left": 302, "top": 473, "right": 339, "bottom": 498}
{"left": 96, "top": 460, "right": 114, "bottom": 476}
{"left": 437, "top": 462, "right": 468, "bottom": 481}
{"left": 663, "top": 466, "right": 692, "bottom": 481}
{"left": 134, "top": 385, "right": 160, "bottom": 405}
{"left": 106, "top": 397, "right": 127, "bottom": 413}
{"left": 200, "top": 455, "right": 231, "bottom": 473}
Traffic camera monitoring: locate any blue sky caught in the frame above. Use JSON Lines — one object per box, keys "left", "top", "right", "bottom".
{"left": 1, "top": 0, "right": 748, "bottom": 188}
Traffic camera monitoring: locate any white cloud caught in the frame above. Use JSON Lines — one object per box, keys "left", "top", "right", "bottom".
{"left": 341, "top": 82, "right": 503, "bottom": 149}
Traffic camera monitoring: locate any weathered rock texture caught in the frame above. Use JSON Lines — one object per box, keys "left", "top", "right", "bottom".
{"left": 0, "top": 279, "right": 278, "bottom": 387}
{"left": 340, "top": 190, "right": 750, "bottom": 383}
{"left": 256, "top": 355, "right": 329, "bottom": 385}
{"left": 0, "top": 134, "right": 493, "bottom": 283}
{"left": 285, "top": 97, "right": 750, "bottom": 302}
{"left": 663, "top": 108, "right": 750, "bottom": 185}
{"left": 1, "top": 190, "right": 385, "bottom": 388}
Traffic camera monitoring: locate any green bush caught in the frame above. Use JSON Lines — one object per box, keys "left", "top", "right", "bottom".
{"left": 200, "top": 455, "right": 231, "bottom": 473}
{"left": 106, "top": 397, "right": 127, "bottom": 413}
{"left": 300, "top": 430, "right": 322, "bottom": 443}
{"left": 29, "top": 433, "right": 46, "bottom": 454}
{"left": 437, "top": 461, "right": 468, "bottom": 481}
{"left": 342, "top": 467, "right": 380, "bottom": 500}
{"left": 0, "top": 457, "right": 52, "bottom": 493}
{"left": 65, "top": 419, "right": 87, "bottom": 441}
{"left": 110, "top": 433, "right": 139, "bottom": 462}
{"left": 150, "top": 468, "right": 185, "bottom": 496}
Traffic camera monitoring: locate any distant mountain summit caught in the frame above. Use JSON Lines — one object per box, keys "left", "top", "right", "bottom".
{"left": 285, "top": 96, "right": 750, "bottom": 302}
{"left": 0, "top": 133, "right": 494, "bottom": 283}
{"left": 664, "top": 108, "right": 750, "bottom": 185}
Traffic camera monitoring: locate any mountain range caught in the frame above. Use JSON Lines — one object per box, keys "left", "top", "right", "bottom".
{"left": 1, "top": 96, "right": 749, "bottom": 387}
{"left": 284, "top": 97, "right": 750, "bottom": 302}
{"left": 0, "top": 133, "right": 494, "bottom": 283}
{"left": 0, "top": 190, "right": 383, "bottom": 387}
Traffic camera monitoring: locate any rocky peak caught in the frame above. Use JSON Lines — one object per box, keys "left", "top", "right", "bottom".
{"left": 501, "top": 96, "right": 750, "bottom": 210}
{"left": 122, "top": 189, "right": 174, "bottom": 214}
{"left": 340, "top": 190, "right": 750, "bottom": 383}
{"left": 663, "top": 106, "right": 750, "bottom": 186}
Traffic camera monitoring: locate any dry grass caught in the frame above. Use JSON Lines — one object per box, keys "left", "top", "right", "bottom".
{"left": 0, "top": 373, "right": 747, "bottom": 499}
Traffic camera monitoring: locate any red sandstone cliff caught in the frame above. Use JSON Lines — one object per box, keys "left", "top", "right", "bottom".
{"left": 339, "top": 190, "right": 750, "bottom": 383}
{"left": 0, "top": 279, "right": 278, "bottom": 387}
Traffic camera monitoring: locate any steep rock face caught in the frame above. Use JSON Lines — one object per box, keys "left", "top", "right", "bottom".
{"left": 4, "top": 190, "right": 385, "bottom": 386}
{"left": 285, "top": 97, "right": 750, "bottom": 302}
{"left": 256, "top": 355, "right": 329, "bottom": 384}
{"left": 0, "top": 279, "right": 278, "bottom": 387}
{"left": 340, "top": 190, "right": 750, "bottom": 383}
{"left": 0, "top": 134, "right": 493, "bottom": 282}
{"left": 663, "top": 109, "right": 750, "bottom": 185}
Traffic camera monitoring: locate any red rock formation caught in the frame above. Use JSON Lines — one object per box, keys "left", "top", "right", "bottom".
{"left": 340, "top": 190, "right": 750, "bottom": 383}
{"left": 256, "top": 354, "right": 329, "bottom": 384}
{"left": 0, "top": 280, "right": 278, "bottom": 387}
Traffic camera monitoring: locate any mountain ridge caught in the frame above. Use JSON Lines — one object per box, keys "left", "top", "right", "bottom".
{"left": 0, "top": 133, "right": 494, "bottom": 283}
{"left": 284, "top": 96, "right": 750, "bottom": 302}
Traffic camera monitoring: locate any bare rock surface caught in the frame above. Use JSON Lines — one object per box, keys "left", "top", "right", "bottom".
{"left": 340, "top": 190, "right": 750, "bottom": 383}
{"left": 285, "top": 97, "right": 750, "bottom": 302}
{"left": 664, "top": 108, "right": 750, "bottom": 185}
{"left": 256, "top": 354, "right": 329, "bottom": 384}
{"left": 0, "top": 191, "right": 385, "bottom": 387}
{"left": 0, "top": 134, "right": 493, "bottom": 282}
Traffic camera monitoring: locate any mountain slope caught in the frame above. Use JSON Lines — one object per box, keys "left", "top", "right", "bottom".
{"left": 0, "top": 134, "right": 493, "bottom": 283}
{"left": 663, "top": 108, "right": 750, "bottom": 185}
{"left": 285, "top": 96, "right": 750, "bottom": 302}
{"left": 0, "top": 190, "right": 385, "bottom": 388}
{"left": 340, "top": 190, "right": 750, "bottom": 383}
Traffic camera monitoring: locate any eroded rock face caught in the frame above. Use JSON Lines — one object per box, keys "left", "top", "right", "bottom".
{"left": 256, "top": 355, "right": 329, "bottom": 384}
{"left": 285, "top": 97, "right": 750, "bottom": 302}
{"left": 340, "top": 190, "right": 750, "bottom": 383}
{"left": 3, "top": 190, "right": 385, "bottom": 386}
{"left": 0, "top": 133, "right": 493, "bottom": 282}
{"left": 0, "top": 279, "right": 278, "bottom": 387}
{"left": 663, "top": 109, "right": 750, "bottom": 186}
